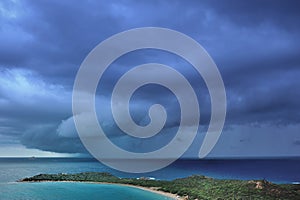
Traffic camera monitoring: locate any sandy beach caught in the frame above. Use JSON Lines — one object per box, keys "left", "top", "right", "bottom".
{"left": 97, "top": 182, "right": 184, "bottom": 200}
{"left": 98, "top": 182, "right": 184, "bottom": 200}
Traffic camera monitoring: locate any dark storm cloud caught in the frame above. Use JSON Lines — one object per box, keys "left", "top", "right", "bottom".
{"left": 294, "top": 140, "right": 300, "bottom": 146}
{"left": 205, "top": 0, "right": 300, "bottom": 30}
{"left": 0, "top": 0, "right": 299, "bottom": 156}
{"left": 0, "top": 1, "right": 122, "bottom": 85}
{"left": 20, "top": 124, "right": 87, "bottom": 153}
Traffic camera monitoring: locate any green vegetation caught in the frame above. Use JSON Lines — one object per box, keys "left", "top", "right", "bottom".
{"left": 20, "top": 172, "right": 300, "bottom": 200}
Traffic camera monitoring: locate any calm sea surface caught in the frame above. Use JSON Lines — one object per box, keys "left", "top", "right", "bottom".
{"left": 0, "top": 158, "right": 299, "bottom": 199}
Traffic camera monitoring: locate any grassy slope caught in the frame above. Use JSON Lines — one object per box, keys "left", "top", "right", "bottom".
{"left": 20, "top": 172, "right": 300, "bottom": 200}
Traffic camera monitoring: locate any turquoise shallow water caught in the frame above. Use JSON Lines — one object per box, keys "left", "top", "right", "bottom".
{"left": 0, "top": 182, "right": 173, "bottom": 200}
{"left": 0, "top": 158, "right": 176, "bottom": 200}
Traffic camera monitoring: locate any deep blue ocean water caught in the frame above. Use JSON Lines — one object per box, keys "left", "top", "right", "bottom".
{"left": 0, "top": 158, "right": 299, "bottom": 199}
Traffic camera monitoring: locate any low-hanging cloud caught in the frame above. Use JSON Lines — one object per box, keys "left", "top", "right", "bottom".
{"left": 0, "top": 0, "right": 300, "bottom": 157}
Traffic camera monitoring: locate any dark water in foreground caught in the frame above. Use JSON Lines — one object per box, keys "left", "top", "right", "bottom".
{"left": 0, "top": 158, "right": 299, "bottom": 199}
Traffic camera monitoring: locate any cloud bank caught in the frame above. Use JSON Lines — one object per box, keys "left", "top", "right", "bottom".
{"left": 0, "top": 0, "right": 300, "bottom": 157}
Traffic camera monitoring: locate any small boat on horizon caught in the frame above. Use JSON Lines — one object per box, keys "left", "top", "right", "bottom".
{"left": 28, "top": 156, "right": 36, "bottom": 160}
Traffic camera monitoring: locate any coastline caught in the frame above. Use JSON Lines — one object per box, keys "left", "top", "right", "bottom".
{"left": 20, "top": 172, "right": 300, "bottom": 199}
{"left": 97, "top": 182, "right": 183, "bottom": 200}
{"left": 23, "top": 180, "right": 183, "bottom": 200}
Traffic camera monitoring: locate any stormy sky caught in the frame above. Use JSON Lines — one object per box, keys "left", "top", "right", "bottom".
{"left": 0, "top": 0, "right": 300, "bottom": 158}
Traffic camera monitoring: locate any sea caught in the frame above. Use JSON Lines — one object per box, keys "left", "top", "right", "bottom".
{"left": 0, "top": 158, "right": 300, "bottom": 200}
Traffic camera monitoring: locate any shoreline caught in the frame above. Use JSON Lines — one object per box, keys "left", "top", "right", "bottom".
{"left": 22, "top": 180, "right": 183, "bottom": 200}
{"left": 20, "top": 172, "right": 300, "bottom": 199}
{"left": 99, "top": 182, "right": 184, "bottom": 200}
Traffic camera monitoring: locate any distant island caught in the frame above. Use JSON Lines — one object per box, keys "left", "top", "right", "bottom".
{"left": 19, "top": 172, "right": 300, "bottom": 200}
